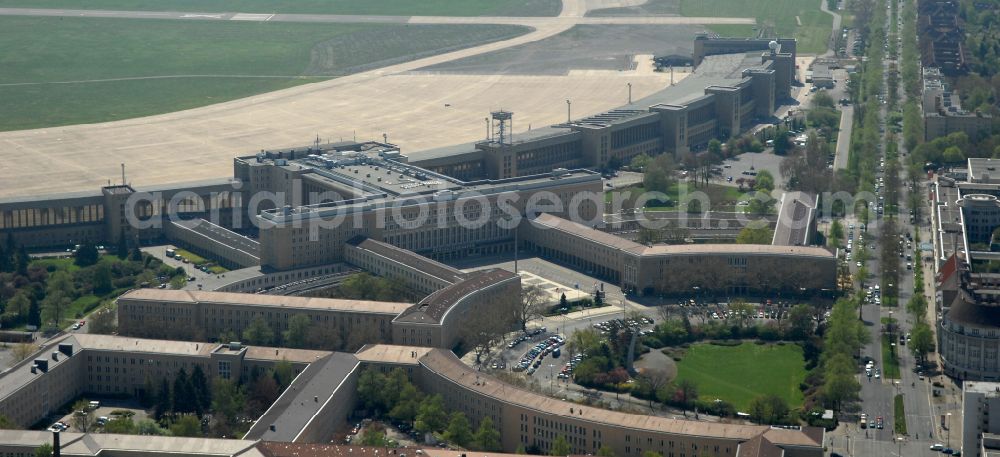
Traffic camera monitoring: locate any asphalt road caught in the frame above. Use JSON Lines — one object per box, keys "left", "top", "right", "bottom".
{"left": 829, "top": 2, "right": 955, "bottom": 455}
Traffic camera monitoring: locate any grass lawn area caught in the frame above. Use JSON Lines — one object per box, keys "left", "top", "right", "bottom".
{"left": 679, "top": 0, "right": 833, "bottom": 54}
{"left": 881, "top": 335, "right": 901, "bottom": 379}
{"left": 0, "top": 0, "right": 561, "bottom": 16}
{"left": 606, "top": 183, "right": 749, "bottom": 212}
{"left": 0, "top": 16, "right": 528, "bottom": 131}
{"left": 704, "top": 24, "right": 760, "bottom": 37}
{"left": 673, "top": 342, "right": 807, "bottom": 412}
{"left": 894, "top": 394, "right": 907, "bottom": 435}
{"left": 174, "top": 249, "right": 208, "bottom": 265}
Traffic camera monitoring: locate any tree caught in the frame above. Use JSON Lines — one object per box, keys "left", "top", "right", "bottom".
{"left": 735, "top": 223, "right": 774, "bottom": 244}
{"left": 190, "top": 365, "right": 211, "bottom": 415}
{"left": 727, "top": 299, "right": 756, "bottom": 328}
{"left": 676, "top": 379, "right": 698, "bottom": 407}
{"left": 170, "top": 414, "right": 202, "bottom": 437}
{"left": 357, "top": 369, "right": 386, "bottom": 414}
{"left": 746, "top": 194, "right": 775, "bottom": 216}
{"left": 154, "top": 378, "right": 171, "bottom": 420}
{"left": 88, "top": 308, "right": 117, "bottom": 335}
{"left": 787, "top": 304, "right": 814, "bottom": 340}
{"left": 360, "top": 427, "right": 389, "bottom": 446}
{"left": 71, "top": 399, "right": 95, "bottom": 432}
{"left": 630, "top": 153, "right": 652, "bottom": 171}
{"left": 748, "top": 394, "right": 790, "bottom": 425}
{"left": 104, "top": 417, "right": 137, "bottom": 434}
{"left": 283, "top": 314, "right": 311, "bottom": 348}
{"left": 116, "top": 229, "right": 129, "bottom": 259}
{"left": 389, "top": 383, "right": 423, "bottom": 423}
{"left": 473, "top": 416, "right": 502, "bottom": 451}
{"left": 637, "top": 227, "right": 663, "bottom": 245}
{"left": 211, "top": 379, "right": 245, "bottom": 426}
{"left": 0, "top": 415, "right": 17, "bottom": 430}
{"left": 173, "top": 367, "right": 194, "bottom": 414}
{"left": 943, "top": 145, "right": 965, "bottom": 163}
{"left": 513, "top": 285, "right": 546, "bottom": 332}
{"left": 3, "top": 292, "right": 30, "bottom": 322}
{"left": 15, "top": 245, "right": 28, "bottom": 276}
{"left": 35, "top": 444, "right": 52, "bottom": 457}
{"left": 598, "top": 446, "right": 616, "bottom": 457}
{"left": 92, "top": 263, "right": 113, "bottom": 295}
{"left": 42, "top": 271, "right": 74, "bottom": 328}
{"left": 445, "top": 412, "right": 472, "bottom": 447}
{"left": 10, "top": 343, "right": 38, "bottom": 364}
{"left": 272, "top": 359, "right": 295, "bottom": 390}
{"left": 136, "top": 419, "right": 168, "bottom": 435}
{"left": 828, "top": 220, "right": 845, "bottom": 248}
{"left": 242, "top": 316, "right": 274, "bottom": 346}
{"left": 414, "top": 394, "right": 448, "bottom": 433}
{"left": 708, "top": 139, "right": 723, "bottom": 159}
{"left": 567, "top": 328, "right": 602, "bottom": 356}
{"left": 643, "top": 155, "right": 676, "bottom": 193}
{"left": 74, "top": 242, "right": 99, "bottom": 267}
{"left": 559, "top": 293, "right": 568, "bottom": 310}
{"left": 754, "top": 170, "right": 775, "bottom": 192}
{"left": 463, "top": 313, "right": 508, "bottom": 365}
{"left": 550, "top": 436, "right": 572, "bottom": 456}
{"left": 910, "top": 322, "right": 934, "bottom": 362}
{"left": 906, "top": 294, "right": 928, "bottom": 319}
{"left": 637, "top": 369, "right": 671, "bottom": 410}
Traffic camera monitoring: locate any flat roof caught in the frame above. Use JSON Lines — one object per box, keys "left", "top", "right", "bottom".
{"left": 530, "top": 213, "right": 644, "bottom": 251}
{"left": 531, "top": 213, "right": 832, "bottom": 259}
{"left": 347, "top": 237, "right": 466, "bottom": 285}
{"left": 416, "top": 348, "right": 822, "bottom": 447}
{"left": 119, "top": 289, "right": 412, "bottom": 316}
{"left": 354, "top": 344, "right": 433, "bottom": 365}
{"left": 0, "top": 431, "right": 264, "bottom": 457}
{"left": 395, "top": 269, "right": 518, "bottom": 324}
{"left": 964, "top": 381, "right": 1000, "bottom": 395}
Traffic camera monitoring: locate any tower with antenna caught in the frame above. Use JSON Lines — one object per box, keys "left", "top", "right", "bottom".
{"left": 490, "top": 110, "right": 513, "bottom": 145}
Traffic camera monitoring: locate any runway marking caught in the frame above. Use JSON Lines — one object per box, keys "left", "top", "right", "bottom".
{"left": 180, "top": 13, "right": 224, "bottom": 19}
{"left": 230, "top": 13, "right": 272, "bottom": 21}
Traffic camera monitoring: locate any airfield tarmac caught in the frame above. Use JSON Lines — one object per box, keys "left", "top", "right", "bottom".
{"left": 0, "top": 0, "right": 745, "bottom": 198}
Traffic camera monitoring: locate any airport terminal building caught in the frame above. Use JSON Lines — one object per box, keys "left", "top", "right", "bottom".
{"left": 0, "top": 334, "right": 824, "bottom": 457}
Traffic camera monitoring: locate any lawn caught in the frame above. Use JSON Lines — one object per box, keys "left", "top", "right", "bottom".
{"left": 881, "top": 334, "right": 901, "bottom": 379}
{"left": 679, "top": 0, "right": 833, "bottom": 54}
{"left": 0, "top": 0, "right": 561, "bottom": 16}
{"left": 174, "top": 249, "right": 208, "bottom": 266}
{"left": 894, "top": 394, "right": 907, "bottom": 434}
{"left": 673, "top": 342, "right": 807, "bottom": 412}
{"left": 0, "top": 16, "right": 528, "bottom": 131}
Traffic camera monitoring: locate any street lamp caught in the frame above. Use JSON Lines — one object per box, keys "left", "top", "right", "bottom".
{"left": 566, "top": 99, "right": 571, "bottom": 123}
{"left": 946, "top": 412, "right": 952, "bottom": 448}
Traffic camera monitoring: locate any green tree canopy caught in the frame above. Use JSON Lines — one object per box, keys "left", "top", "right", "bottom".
{"left": 242, "top": 316, "right": 274, "bottom": 346}
{"left": 550, "top": 436, "right": 572, "bottom": 456}
{"left": 445, "top": 412, "right": 472, "bottom": 447}
{"left": 415, "top": 394, "right": 448, "bottom": 433}
{"left": 474, "top": 416, "right": 502, "bottom": 451}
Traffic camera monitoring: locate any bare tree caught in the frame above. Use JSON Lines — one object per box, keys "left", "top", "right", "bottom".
{"left": 71, "top": 399, "right": 95, "bottom": 432}
{"left": 10, "top": 343, "right": 38, "bottom": 366}
{"left": 462, "top": 316, "right": 508, "bottom": 365}
{"left": 513, "top": 285, "right": 547, "bottom": 332}
{"left": 637, "top": 369, "right": 671, "bottom": 411}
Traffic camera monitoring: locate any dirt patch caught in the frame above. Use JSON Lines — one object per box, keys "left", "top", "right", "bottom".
{"left": 634, "top": 348, "right": 678, "bottom": 380}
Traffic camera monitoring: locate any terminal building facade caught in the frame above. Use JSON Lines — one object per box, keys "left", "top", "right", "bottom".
{"left": 0, "top": 334, "right": 825, "bottom": 457}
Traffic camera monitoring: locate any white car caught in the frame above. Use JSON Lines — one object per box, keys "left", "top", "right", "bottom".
{"left": 930, "top": 444, "right": 944, "bottom": 451}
